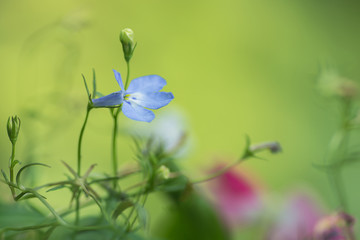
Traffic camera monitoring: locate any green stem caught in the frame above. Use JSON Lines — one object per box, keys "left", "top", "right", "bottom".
{"left": 33, "top": 180, "right": 72, "bottom": 191}
{"left": 9, "top": 143, "right": 16, "bottom": 197}
{"left": 75, "top": 193, "right": 81, "bottom": 226}
{"left": 31, "top": 190, "right": 69, "bottom": 226}
{"left": 88, "top": 168, "right": 140, "bottom": 185}
{"left": 111, "top": 109, "right": 121, "bottom": 189}
{"left": 192, "top": 157, "right": 247, "bottom": 184}
{"left": 124, "top": 61, "right": 130, "bottom": 90}
{"left": 76, "top": 105, "right": 92, "bottom": 225}
{"left": 110, "top": 61, "right": 130, "bottom": 189}
{"left": 0, "top": 222, "right": 58, "bottom": 235}
{"left": 77, "top": 106, "right": 92, "bottom": 176}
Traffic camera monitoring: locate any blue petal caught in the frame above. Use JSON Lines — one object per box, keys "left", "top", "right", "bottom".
{"left": 127, "top": 92, "right": 174, "bottom": 109}
{"left": 92, "top": 91, "right": 123, "bottom": 107}
{"left": 113, "top": 69, "right": 124, "bottom": 90}
{"left": 122, "top": 100, "right": 155, "bottom": 122}
{"left": 126, "top": 75, "right": 166, "bottom": 94}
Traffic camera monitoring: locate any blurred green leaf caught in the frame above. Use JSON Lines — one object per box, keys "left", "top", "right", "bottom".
{"left": 135, "top": 204, "right": 148, "bottom": 230}
{"left": 112, "top": 200, "right": 133, "bottom": 220}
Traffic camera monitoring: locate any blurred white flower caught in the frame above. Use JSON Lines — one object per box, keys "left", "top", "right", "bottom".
{"left": 126, "top": 107, "right": 191, "bottom": 157}
{"left": 317, "top": 69, "right": 358, "bottom": 99}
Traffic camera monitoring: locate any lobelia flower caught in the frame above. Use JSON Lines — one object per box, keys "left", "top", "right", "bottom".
{"left": 92, "top": 69, "right": 174, "bottom": 122}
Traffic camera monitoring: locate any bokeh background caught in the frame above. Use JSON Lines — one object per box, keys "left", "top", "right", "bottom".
{"left": 1, "top": 0, "right": 360, "bottom": 239}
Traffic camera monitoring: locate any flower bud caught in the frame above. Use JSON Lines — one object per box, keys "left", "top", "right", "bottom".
{"left": 157, "top": 165, "right": 170, "bottom": 180}
{"left": 250, "top": 141, "right": 282, "bottom": 154}
{"left": 119, "top": 28, "right": 135, "bottom": 62}
{"left": 7, "top": 116, "right": 21, "bottom": 144}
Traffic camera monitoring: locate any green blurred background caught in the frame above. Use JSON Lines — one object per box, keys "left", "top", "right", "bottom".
{"left": 1, "top": 0, "right": 360, "bottom": 238}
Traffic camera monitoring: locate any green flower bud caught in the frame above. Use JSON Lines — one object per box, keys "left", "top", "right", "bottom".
{"left": 157, "top": 165, "right": 170, "bottom": 180}
{"left": 7, "top": 116, "right": 21, "bottom": 144}
{"left": 119, "top": 28, "right": 136, "bottom": 62}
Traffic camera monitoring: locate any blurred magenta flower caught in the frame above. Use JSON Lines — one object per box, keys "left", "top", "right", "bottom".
{"left": 267, "top": 192, "right": 324, "bottom": 240}
{"left": 207, "top": 164, "right": 263, "bottom": 229}
{"left": 92, "top": 69, "right": 174, "bottom": 122}
{"left": 314, "top": 212, "right": 355, "bottom": 240}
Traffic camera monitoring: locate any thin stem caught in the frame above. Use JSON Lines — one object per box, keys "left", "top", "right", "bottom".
{"left": 76, "top": 105, "right": 92, "bottom": 226}
{"left": 110, "top": 61, "right": 130, "bottom": 189}
{"left": 192, "top": 157, "right": 246, "bottom": 184}
{"left": 77, "top": 106, "right": 92, "bottom": 176}
{"left": 88, "top": 168, "right": 140, "bottom": 185}
{"left": 124, "top": 61, "right": 130, "bottom": 90}
{"left": 75, "top": 193, "right": 81, "bottom": 226}
{"left": 9, "top": 143, "right": 16, "bottom": 197}
{"left": 31, "top": 190, "right": 69, "bottom": 227}
{"left": 123, "top": 180, "right": 148, "bottom": 193}
{"left": 0, "top": 223, "right": 58, "bottom": 235}
{"left": 33, "top": 180, "right": 72, "bottom": 191}
{"left": 111, "top": 109, "right": 121, "bottom": 189}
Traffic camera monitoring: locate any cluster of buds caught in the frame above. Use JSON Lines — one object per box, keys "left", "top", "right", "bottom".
{"left": 156, "top": 165, "right": 170, "bottom": 181}
{"left": 314, "top": 212, "right": 355, "bottom": 240}
{"left": 119, "top": 28, "right": 136, "bottom": 62}
{"left": 7, "top": 115, "right": 21, "bottom": 145}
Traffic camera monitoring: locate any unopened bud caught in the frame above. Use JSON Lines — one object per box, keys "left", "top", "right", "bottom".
{"left": 157, "top": 165, "right": 170, "bottom": 180}
{"left": 7, "top": 116, "right": 21, "bottom": 144}
{"left": 250, "top": 141, "right": 282, "bottom": 154}
{"left": 119, "top": 28, "right": 135, "bottom": 62}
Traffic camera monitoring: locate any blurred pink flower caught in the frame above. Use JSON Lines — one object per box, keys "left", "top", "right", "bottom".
{"left": 314, "top": 212, "right": 355, "bottom": 240}
{"left": 207, "top": 164, "right": 263, "bottom": 229}
{"left": 267, "top": 192, "right": 324, "bottom": 240}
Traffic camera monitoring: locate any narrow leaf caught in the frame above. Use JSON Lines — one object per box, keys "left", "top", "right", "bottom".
{"left": 92, "top": 68, "right": 97, "bottom": 98}
{"left": 112, "top": 200, "right": 133, "bottom": 220}
{"left": 46, "top": 185, "right": 66, "bottom": 193}
{"left": 83, "top": 164, "right": 97, "bottom": 180}
{"left": 136, "top": 205, "right": 148, "bottom": 230}
{"left": 82, "top": 74, "right": 91, "bottom": 102}
{"left": 61, "top": 160, "right": 78, "bottom": 178}
{"left": 16, "top": 163, "right": 50, "bottom": 188}
{"left": 1, "top": 169, "right": 9, "bottom": 182}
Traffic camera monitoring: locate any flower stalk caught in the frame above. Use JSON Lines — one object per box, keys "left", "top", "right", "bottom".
{"left": 75, "top": 104, "right": 92, "bottom": 225}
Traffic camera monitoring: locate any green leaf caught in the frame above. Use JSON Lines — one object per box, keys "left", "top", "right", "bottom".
{"left": 82, "top": 74, "right": 92, "bottom": 102}
{"left": 1, "top": 169, "right": 9, "bottom": 183}
{"left": 61, "top": 160, "right": 77, "bottom": 178}
{"left": 17, "top": 193, "right": 38, "bottom": 201}
{"left": 46, "top": 185, "right": 66, "bottom": 193}
{"left": 16, "top": 163, "right": 50, "bottom": 188}
{"left": 241, "top": 134, "right": 253, "bottom": 159}
{"left": 136, "top": 204, "right": 148, "bottom": 230}
{"left": 112, "top": 200, "right": 134, "bottom": 220}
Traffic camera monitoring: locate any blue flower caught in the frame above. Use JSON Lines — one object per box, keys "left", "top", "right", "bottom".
{"left": 92, "top": 70, "right": 174, "bottom": 122}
